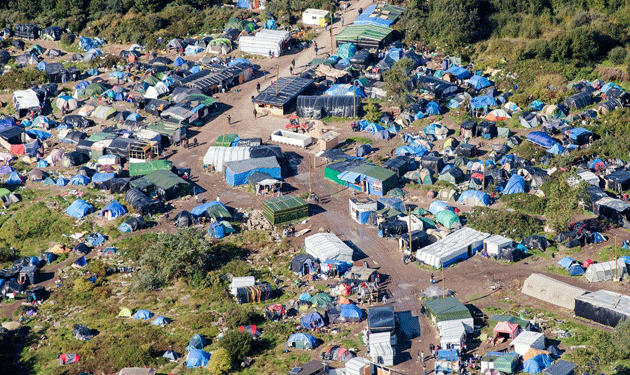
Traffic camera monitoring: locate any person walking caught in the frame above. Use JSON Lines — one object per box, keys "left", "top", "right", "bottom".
{"left": 314, "top": 41, "right": 318, "bottom": 55}
{"left": 291, "top": 59, "right": 295, "bottom": 68}
{"left": 341, "top": 17, "right": 345, "bottom": 26}
{"left": 256, "top": 82, "right": 261, "bottom": 92}
{"left": 430, "top": 273, "right": 434, "bottom": 284}
{"left": 421, "top": 351, "right": 424, "bottom": 363}
{"left": 253, "top": 108, "right": 258, "bottom": 119}
{"left": 289, "top": 66, "right": 293, "bottom": 75}
{"left": 227, "top": 114, "right": 231, "bottom": 125}
{"left": 417, "top": 352, "right": 421, "bottom": 363}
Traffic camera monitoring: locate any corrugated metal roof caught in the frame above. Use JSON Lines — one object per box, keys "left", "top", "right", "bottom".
{"left": 224, "top": 156, "right": 279, "bottom": 175}
{"left": 263, "top": 195, "right": 307, "bottom": 212}
{"left": 254, "top": 77, "right": 313, "bottom": 107}
{"left": 423, "top": 297, "right": 472, "bottom": 322}
{"left": 336, "top": 25, "right": 393, "bottom": 42}
{"left": 416, "top": 227, "right": 489, "bottom": 268}
{"left": 178, "top": 63, "right": 250, "bottom": 90}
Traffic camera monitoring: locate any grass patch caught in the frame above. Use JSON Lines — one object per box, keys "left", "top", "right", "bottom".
{"left": 345, "top": 136, "right": 373, "bottom": 145}
{"left": 597, "top": 245, "right": 630, "bottom": 262}
{"left": 322, "top": 116, "right": 354, "bottom": 123}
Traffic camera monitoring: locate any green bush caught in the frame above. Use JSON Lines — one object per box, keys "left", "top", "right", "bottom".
{"left": 608, "top": 46, "right": 627, "bottom": 65}
{"left": 208, "top": 347, "right": 232, "bottom": 374}
{"left": 364, "top": 102, "right": 382, "bottom": 123}
{"left": 220, "top": 330, "right": 253, "bottom": 364}
{"left": 466, "top": 207, "right": 543, "bottom": 239}
{"left": 500, "top": 193, "right": 547, "bottom": 215}
{"left": 60, "top": 32, "right": 75, "bottom": 45}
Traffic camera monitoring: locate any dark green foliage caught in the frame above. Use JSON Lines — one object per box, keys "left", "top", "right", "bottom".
{"left": 132, "top": 228, "right": 214, "bottom": 291}
{"left": 608, "top": 46, "right": 627, "bottom": 65}
{"left": 364, "top": 102, "right": 382, "bottom": 123}
{"left": 570, "top": 319, "right": 630, "bottom": 375}
{"left": 383, "top": 58, "right": 414, "bottom": 109}
{"left": 225, "top": 306, "right": 262, "bottom": 329}
{"left": 60, "top": 32, "right": 74, "bottom": 45}
{"left": 0, "top": 69, "right": 47, "bottom": 91}
{"left": 466, "top": 207, "right": 543, "bottom": 239}
{"left": 220, "top": 330, "right": 253, "bottom": 364}
{"left": 500, "top": 193, "right": 547, "bottom": 215}
{"left": 540, "top": 173, "right": 582, "bottom": 232}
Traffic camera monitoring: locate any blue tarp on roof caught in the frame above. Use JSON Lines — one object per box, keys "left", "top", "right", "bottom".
{"left": 338, "top": 171, "right": 362, "bottom": 183}
{"left": 99, "top": 200, "right": 127, "bottom": 218}
{"left": 0, "top": 117, "right": 16, "bottom": 130}
{"left": 65, "top": 199, "right": 93, "bottom": 219}
{"left": 69, "top": 175, "right": 90, "bottom": 186}
{"left": 174, "top": 56, "right": 185, "bottom": 67}
{"left": 186, "top": 350, "right": 210, "bottom": 368}
{"left": 353, "top": 5, "right": 399, "bottom": 27}
{"left": 503, "top": 175, "right": 525, "bottom": 195}
{"left": 429, "top": 201, "right": 451, "bottom": 215}
{"left": 457, "top": 190, "right": 490, "bottom": 206}
{"left": 377, "top": 197, "right": 406, "bottom": 212}
{"left": 133, "top": 309, "right": 153, "bottom": 320}
{"left": 468, "top": 75, "right": 492, "bottom": 90}
{"left": 446, "top": 65, "right": 470, "bottom": 79}
{"left": 470, "top": 95, "right": 497, "bottom": 109}
{"left": 527, "top": 131, "right": 557, "bottom": 149}
{"left": 301, "top": 312, "right": 325, "bottom": 329}
{"left": 324, "top": 84, "right": 366, "bottom": 97}
{"left": 229, "top": 58, "right": 252, "bottom": 67}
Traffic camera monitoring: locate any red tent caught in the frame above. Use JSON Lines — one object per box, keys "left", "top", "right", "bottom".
{"left": 493, "top": 321, "right": 520, "bottom": 340}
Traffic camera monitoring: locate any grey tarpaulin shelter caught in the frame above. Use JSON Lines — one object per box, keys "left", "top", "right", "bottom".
{"left": 296, "top": 96, "right": 361, "bottom": 119}
{"left": 564, "top": 92, "right": 592, "bottom": 109}
{"left": 177, "top": 63, "right": 253, "bottom": 94}
{"left": 574, "top": 290, "right": 630, "bottom": 327}
{"left": 521, "top": 273, "right": 587, "bottom": 310}
{"left": 254, "top": 77, "right": 313, "bottom": 115}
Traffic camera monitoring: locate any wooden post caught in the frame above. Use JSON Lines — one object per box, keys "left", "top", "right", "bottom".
{"left": 450, "top": 349, "right": 454, "bottom": 375}
{"left": 442, "top": 263, "right": 445, "bottom": 298}
{"left": 275, "top": 66, "right": 279, "bottom": 96}
{"left": 408, "top": 208, "right": 412, "bottom": 254}
{"left": 615, "top": 235, "right": 618, "bottom": 280}
{"left": 353, "top": 86, "right": 356, "bottom": 119}
{"left": 308, "top": 156, "right": 312, "bottom": 194}
{"left": 222, "top": 117, "right": 227, "bottom": 147}
{"left": 482, "top": 155, "right": 486, "bottom": 190}
{"left": 330, "top": 12, "right": 334, "bottom": 55}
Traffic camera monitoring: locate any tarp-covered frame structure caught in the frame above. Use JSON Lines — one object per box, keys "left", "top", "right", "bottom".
{"left": 296, "top": 96, "right": 362, "bottom": 119}
{"left": 254, "top": 77, "right": 313, "bottom": 115}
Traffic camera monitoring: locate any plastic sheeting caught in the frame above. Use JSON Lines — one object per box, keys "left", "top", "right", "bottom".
{"left": 296, "top": 95, "right": 361, "bottom": 119}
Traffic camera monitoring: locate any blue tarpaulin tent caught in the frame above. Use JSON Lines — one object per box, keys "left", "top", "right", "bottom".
{"left": 174, "top": 56, "right": 185, "bottom": 67}
{"left": 86, "top": 233, "right": 107, "bottom": 246}
{"left": 429, "top": 201, "right": 452, "bottom": 215}
{"left": 99, "top": 200, "right": 127, "bottom": 219}
{"left": 395, "top": 145, "right": 427, "bottom": 156}
{"left": 457, "top": 190, "right": 490, "bottom": 206}
{"left": 446, "top": 65, "right": 470, "bottom": 79}
{"left": 324, "top": 84, "right": 366, "bottom": 97}
{"left": 547, "top": 143, "right": 564, "bottom": 155}
{"left": 286, "top": 333, "right": 317, "bottom": 349}
{"left": 186, "top": 350, "right": 210, "bottom": 368}
{"left": 301, "top": 312, "right": 325, "bottom": 329}
{"left": 356, "top": 144, "right": 372, "bottom": 157}
{"left": 588, "top": 158, "right": 606, "bottom": 171}
{"left": 523, "top": 354, "right": 552, "bottom": 373}
{"left": 191, "top": 202, "right": 228, "bottom": 216}
{"left": 468, "top": 75, "right": 492, "bottom": 90}
{"left": 558, "top": 257, "right": 577, "bottom": 269}
{"left": 163, "top": 350, "right": 179, "bottom": 361}
{"left": 65, "top": 199, "right": 93, "bottom": 219}
{"left": 470, "top": 95, "right": 497, "bottom": 109}
{"left": 425, "top": 101, "right": 440, "bottom": 116}
{"left": 37, "top": 160, "right": 49, "bottom": 168}
{"left": 6, "top": 172, "right": 22, "bottom": 185}
{"left": 503, "top": 175, "right": 525, "bottom": 195}
{"left": 186, "top": 334, "right": 206, "bottom": 351}
{"left": 91, "top": 173, "right": 115, "bottom": 184}
{"left": 340, "top": 304, "right": 363, "bottom": 321}
{"left": 592, "top": 232, "right": 606, "bottom": 243}
{"left": 530, "top": 100, "right": 545, "bottom": 111}
{"left": 75, "top": 256, "right": 87, "bottom": 267}
{"left": 527, "top": 131, "right": 557, "bottom": 149}
{"left": 152, "top": 316, "right": 169, "bottom": 325}
{"left": 56, "top": 177, "right": 68, "bottom": 186}
{"left": 26, "top": 129, "right": 52, "bottom": 140}
{"left": 377, "top": 197, "right": 406, "bottom": 212}
{"left": 133, "top": 309, "right": 153, "bottom": 320}
{"left": 69, "top": 175, "right": 90, "bottom": 185}
{"left": 568, "top": 264, "right": 585, "bottom": 276}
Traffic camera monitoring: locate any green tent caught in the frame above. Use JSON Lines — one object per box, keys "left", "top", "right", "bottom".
{"left": 207, "top": 204, "right": 232, "bottom": 220}
{"left": 493, "top": 352, "right": 519, "bottom": 374}
{"left": 308, "top": 293, "right": 334, "bottom": 308}
{"left": 262, "top": 195, "right": 308, "bottom": 225}
{"left": 209, "top": 38, "right": 232, "bottom": 48}
{"left": 29, "top": 44, "right": 44, "bottom": 55}
{"left": 143, "top": 76, "right": 159, "bottom": 86}
{"left": 0, "top": 188, "right": 10, "bottom": 197}
{"left": 224, "top": 18, "right": 244, "bottom": 31}
{"left": 88, "top": 132, "right": 116, "bottom": 142}
{"left": 184, "top": 94, "right": 217, "bottom": 107}
{"left": 423, "top": 297, "right": 472, "bottom": 323}
{"left": 118, "top": 307, "right": 133, "bottom": 318}
{"left": 85, "top": 83, "right": 106, "bottom": 97}
{"left": 387, "top": 188, "right": 406, "bottom": 198}
{"left": 129, "top": 160, "right": 173, "bottom": 177}
{"left": 435, "top": 210, "right": 461, "bottom": 229}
